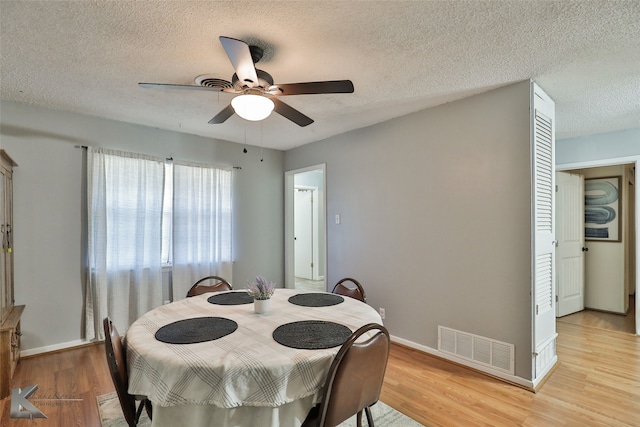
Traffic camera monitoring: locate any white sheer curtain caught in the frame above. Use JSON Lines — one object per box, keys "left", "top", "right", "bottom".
{"left": 172, "top": 161, "right": 233, "bottom": 299}
{"left": 85, "top": 148, "right": 165, "bottom": 340}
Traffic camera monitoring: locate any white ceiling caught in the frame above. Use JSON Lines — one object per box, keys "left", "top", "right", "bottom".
{"left": 1, "top": 1, "right": 639, "bottom": 151}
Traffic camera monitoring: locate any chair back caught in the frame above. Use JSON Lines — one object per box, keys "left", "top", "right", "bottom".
{"left": 332, "top": 278, "right": 366, "bottom": 303}
{"left": 103, "top": 317, "right": 139, "bottom": 427}
{"left": 186, "top": 275, "right": 233, "bottom": 297}
{"left": 317, "top": 323, "right": 390, "bottom": 427}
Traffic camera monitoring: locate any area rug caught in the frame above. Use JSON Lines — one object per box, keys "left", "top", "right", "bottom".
{"left": 97, "top": 392, "right": 423, "bottom": 426}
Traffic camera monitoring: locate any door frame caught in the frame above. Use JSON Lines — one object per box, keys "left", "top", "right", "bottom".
{"left": 557, "top": 155, "right": 639, "bottom": 335}
{"left": 285, "top": 164, "right": 327, "bottom": 289}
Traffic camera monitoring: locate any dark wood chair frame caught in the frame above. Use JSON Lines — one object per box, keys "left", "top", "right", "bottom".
{"left": 186, "top": 275, "right": 233, "bottom": 297}
{"left": 332, "top": 277, "right": 367, "bottom": 303}
{"left": 103, "top": 317, "right": 152, "bottom": 427}
{"left": 302, "top": 323, "right": 390, "bottom": 427}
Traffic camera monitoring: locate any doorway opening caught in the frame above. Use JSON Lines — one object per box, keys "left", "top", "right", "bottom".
{"left": 557, "top": 158, "right": 639, "bottom": 335}
{"left": 285, "top": 165, "right": 326, "bottom": 291}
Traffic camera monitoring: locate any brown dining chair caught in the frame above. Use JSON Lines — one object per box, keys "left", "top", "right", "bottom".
{"left": 302, "top": 323, "right": 390, "bottom": 427}
{"left": 332, "top": 277, "right": 366, "bottom": 303}
{"left": 186, "top": 275, "right": 233, "bottom": 297}
{"left": 103, "top": 317, "right": 152, "bottom": 427}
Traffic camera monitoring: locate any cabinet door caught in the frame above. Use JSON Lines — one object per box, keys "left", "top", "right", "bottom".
{"left": 0, "top": 168, "right": 5, "bottom": 321}
{"left": 5, "top": 173, "right": 12, "bottom": 309}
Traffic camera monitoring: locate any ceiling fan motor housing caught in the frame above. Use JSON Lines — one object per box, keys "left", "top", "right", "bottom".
{"left": 232, "top": 69, "right": 274, "bottom": 91}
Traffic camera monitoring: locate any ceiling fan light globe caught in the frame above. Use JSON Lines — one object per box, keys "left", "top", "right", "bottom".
{"left": 231, "top": 94, "right": 274, "bottom": 121}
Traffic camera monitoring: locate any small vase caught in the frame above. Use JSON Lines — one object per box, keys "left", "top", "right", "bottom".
{"left": 254, "top": 298, "right": 270, "bottom": 314}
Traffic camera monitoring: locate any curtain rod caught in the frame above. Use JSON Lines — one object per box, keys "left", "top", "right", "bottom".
{"left": 74, "top": 145, "right": 241, "bottom": 169}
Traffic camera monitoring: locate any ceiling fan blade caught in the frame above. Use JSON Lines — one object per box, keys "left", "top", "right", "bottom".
{"left": 271, "top": 98, "right": 314, "bottom": 127}
{"left": 269, "top": 80, "right": 354, "bottom": 96}
{"left": 139, "top": 82, "right": 237, "bottom": 93}
{"left": 219, "top": 36, "right": 259, "bottom": 88}
{"left": 208, "top": 104, "right": 235, "bottom": 124}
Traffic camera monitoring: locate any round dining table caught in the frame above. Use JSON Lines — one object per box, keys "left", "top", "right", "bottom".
{"left": 125, "top": 288, "right": 383, "bottom": 427}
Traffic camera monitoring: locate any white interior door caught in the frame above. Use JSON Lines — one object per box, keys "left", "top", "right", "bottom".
{"left": 294, "top": 188, "right": 313, "bottom": 280}
{"left": 556, "top": 171, "right": 585, "bottom": 317}
{"left": 531, "top": 82, "right": 557, "bottom": 381}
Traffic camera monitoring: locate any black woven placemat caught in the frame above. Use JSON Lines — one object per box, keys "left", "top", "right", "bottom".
{"left": 208, "top": 291, "right": 253, "bottom": 305}
{"left": 288, "top": 293, "right": 344, "bottom": 307}
{"left": 155, "top": 317, "right": 238, "bottom": 344}
{"left": 273, "top": 320, "right": 352, "bottom": 350}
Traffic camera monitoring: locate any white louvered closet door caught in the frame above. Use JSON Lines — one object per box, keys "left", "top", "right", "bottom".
{"left": 531, "top": 82, "right": 557, "bottom": 380}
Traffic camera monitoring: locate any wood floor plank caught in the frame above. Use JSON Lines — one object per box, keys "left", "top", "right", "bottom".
{"left": 380, "top": 321, "right": 639, "bottom": 427}
{"left": 0, "top": 320, "right": 638, "bottom": 426}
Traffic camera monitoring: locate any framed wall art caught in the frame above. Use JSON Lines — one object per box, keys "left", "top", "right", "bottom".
{"left": 584, "top": 175, "right": 621, "bottom": 242}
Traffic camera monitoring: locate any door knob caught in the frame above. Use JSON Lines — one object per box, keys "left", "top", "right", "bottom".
{"left": 582, "top": 247, "right": 589, "bottom": 252}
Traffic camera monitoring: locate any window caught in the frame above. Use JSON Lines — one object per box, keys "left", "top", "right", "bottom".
{"left": 171, "top": 161, "right": 233, "bottom": 298}
{"left": 161, "top": 161, "right": 173, "bottom": 265}
{"left": 85, "top": 148, "right": 232, "bottom": 340}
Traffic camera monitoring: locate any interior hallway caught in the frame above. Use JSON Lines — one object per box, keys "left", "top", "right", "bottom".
{"left": 294, "top": 277, "right": 325, "bottom": 292}
{"left": 557, "top": 295, "right": 636, "bottom": 335}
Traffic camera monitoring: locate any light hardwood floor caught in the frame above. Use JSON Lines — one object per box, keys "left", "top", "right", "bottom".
{"left": 1, "top": 320, "right": 638, "bottom": 426}
{"left": 294, "top": 277, "right": 326, "bottom": 292}
{"left": 382, "top": 321, "right": 639, "bottom": 426}
{"left": 557, "top": 295, "right": 636, "bottom": 336}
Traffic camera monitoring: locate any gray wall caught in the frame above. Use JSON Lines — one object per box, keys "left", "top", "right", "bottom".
{"left": 0, "top": 100, "right": 284, "bottom": 351}
{"left": 285, "top": 81, "right": 535, "bottom": 380}
{"left": 2, "top": 80, "right": 592, "bottom": 380}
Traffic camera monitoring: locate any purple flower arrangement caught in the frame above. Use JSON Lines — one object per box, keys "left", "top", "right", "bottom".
{"left": 246, "top": 275, "right": 275, "bottom": 300}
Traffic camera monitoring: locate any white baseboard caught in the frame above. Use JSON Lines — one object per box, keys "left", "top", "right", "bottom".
{"left": 390, "top": 334, "right": 535, "bottom": 391}
{"left": 21, "top": 339, "right": 91, "bottom": 357}
{"left": 531, "top": 355, "right": 558, "bottom": 389}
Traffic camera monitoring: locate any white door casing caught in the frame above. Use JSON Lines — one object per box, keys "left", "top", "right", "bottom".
{"left": 284, "top": 164, "right": 327, "bottom": 290}
{"left": 556, "top": 171, "right": 585, "bottom": 317}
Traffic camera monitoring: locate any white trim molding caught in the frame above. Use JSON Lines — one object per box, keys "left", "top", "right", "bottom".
{"left": 20, "top": 339, "right": 90, "bottom": 357}
{"left": 390, "top": 334, "right": 536, "bottom": 391}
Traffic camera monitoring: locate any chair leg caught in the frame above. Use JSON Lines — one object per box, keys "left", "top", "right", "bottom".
{"left": 134, "top": 400, "right": 144, "bottom": 424}
{"left": 356, "top": 410, "right": 363, "bottom": 427}
{"left": 144, "top": 399, "right": 153, "bottom": 420}
{"left": 134, "top": 399, "right": 153, "bottom": 425}
{"left": 365, "top": 406, "right": 375, "bottom": 427}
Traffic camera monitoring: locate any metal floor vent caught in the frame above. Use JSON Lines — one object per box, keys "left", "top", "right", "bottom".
{"left": 438, "top": 326, "right": 514, "bottom": 375}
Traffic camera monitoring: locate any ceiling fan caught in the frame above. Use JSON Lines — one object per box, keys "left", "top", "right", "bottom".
{"left": 139, "top": 36, "right": 354, "bottom": 127}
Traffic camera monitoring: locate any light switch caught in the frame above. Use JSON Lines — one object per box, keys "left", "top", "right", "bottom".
{"left": 335, "top": 214, "right": 341, "bottom": 224}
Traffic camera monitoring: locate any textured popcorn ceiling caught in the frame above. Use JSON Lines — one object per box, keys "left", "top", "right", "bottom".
{"left": 1, "top": 1, "right": 639, "bottom": 150}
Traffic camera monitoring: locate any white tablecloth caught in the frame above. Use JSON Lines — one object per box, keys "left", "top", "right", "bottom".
{"left": 125, "top": 288, "right": 382, "bottom": 427}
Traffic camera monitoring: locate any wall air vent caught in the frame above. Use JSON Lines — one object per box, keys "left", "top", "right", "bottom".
{"left": 438, "top": 326, "right": 515, "bottom": 375}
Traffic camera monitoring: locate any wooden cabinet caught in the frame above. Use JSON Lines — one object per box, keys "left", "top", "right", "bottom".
{"left": 1, "top": 305, "right": 24, "bottom": 398}
{"left": 0, "top": 149, "right": 22, "bottom": 399}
